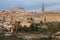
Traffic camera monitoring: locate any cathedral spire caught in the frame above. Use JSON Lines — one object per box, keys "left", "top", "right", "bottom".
{"left": 42, "top": 3, "right": 44, "bottom": 13}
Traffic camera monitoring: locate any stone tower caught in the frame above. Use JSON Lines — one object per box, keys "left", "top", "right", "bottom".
{"left": 42, "top": 3, "right": 44, "bottom": 13}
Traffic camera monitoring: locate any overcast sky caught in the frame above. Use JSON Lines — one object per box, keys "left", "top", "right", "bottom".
{"left": 0, "top": 0, "right": 60, "bottom": 11}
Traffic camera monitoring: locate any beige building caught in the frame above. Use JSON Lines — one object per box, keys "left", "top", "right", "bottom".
{"left": 16, "top": 8, "right": 60, "bottom": 22}
{"left": 39, "top": 12, "right": 60, "bottom": 22}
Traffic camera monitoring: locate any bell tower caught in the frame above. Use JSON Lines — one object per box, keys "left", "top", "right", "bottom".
{"left": 42, "top": 3, "right": 44, "bottom": 13}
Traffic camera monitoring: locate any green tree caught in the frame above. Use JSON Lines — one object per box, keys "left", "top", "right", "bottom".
{"left": 23, "top": 25, "right": 29, "bottom": 32}
{"left": 14, "top": 21, "right": 21, "bottom": 33}
{"left": 30, "top": 23, "right": 39, "bottom": 32}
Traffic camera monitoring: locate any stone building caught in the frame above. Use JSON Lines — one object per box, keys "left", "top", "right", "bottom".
{"left": 38, "top": 3, "right": 60, "bottom": 22}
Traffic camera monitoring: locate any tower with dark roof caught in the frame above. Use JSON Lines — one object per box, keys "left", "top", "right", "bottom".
{"left": 42, "top": 3, "right": 44, "bottom": 13}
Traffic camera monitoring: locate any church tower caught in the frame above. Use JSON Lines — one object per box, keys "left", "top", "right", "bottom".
{"left": 42, "top": 3, "right": 44, "bottom": 13}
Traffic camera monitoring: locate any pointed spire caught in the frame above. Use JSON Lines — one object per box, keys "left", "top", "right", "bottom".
{"left": 42, "top": 3, "right": 44, "bottom": 13}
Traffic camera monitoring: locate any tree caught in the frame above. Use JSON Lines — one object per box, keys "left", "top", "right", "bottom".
{"left": 30, "top": 23, "right": 39, "bottom": 32}
{"left": 23, "top": 25, "right": 29, "bottom": 32}
{"left": 44, "top": 17, "right": 46, "bottom": 22}
{"left": 14, "top": 21, "right": 21, "bottom": 33}
{"left": 30, "top": 17, "right": 34, "bottom": 21}
{"left": 2, "top": 16, "right": 5, "bottom": 23}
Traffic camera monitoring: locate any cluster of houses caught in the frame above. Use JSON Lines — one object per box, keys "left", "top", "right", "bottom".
{"left": 0, "top": 3, "right": 60, "bottom": 33}
{"left": 0, "top": 8, "right": 41, "bottom": 33}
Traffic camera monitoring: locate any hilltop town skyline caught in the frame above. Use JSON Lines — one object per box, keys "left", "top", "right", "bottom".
{"left": 0, "top": 0, "right": 60, "bottom": 40}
